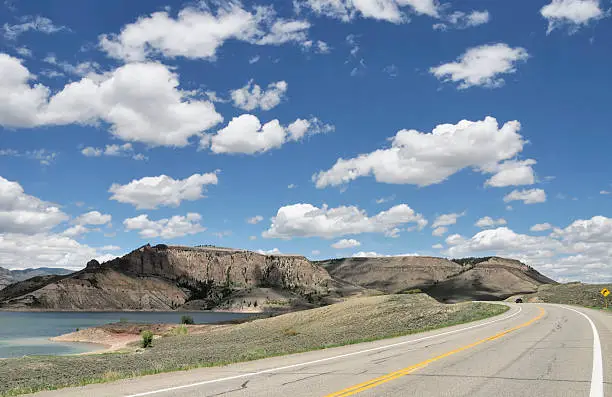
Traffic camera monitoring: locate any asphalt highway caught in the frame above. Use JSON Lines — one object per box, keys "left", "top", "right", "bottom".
{"left": 28, "top": 303, "right": 610, "bottom": 397}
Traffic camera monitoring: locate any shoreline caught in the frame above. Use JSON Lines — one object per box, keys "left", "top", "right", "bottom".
{"left": 49, "top": 322, "right": 229, "bottom": 355}
{"left": 50, "top": 329, "right": 138, "bottom": 354}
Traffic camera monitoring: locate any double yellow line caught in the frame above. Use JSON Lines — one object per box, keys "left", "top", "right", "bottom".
{"left": 324, "top": 307, "right": 546, "bottom": 397}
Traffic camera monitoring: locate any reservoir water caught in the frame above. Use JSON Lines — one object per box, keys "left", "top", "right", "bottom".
{"left": 0, "top": 311, "right": 252, "bottom": 358}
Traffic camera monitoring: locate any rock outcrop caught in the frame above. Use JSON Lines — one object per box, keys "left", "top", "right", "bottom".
{"left": 0, "top": 245, "right": 336, "bottom": 311}
{"left": 317, "top": 256, "right": 556, "bottom": 302}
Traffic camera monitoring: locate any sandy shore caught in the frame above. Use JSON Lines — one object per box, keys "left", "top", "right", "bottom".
{"left": 51, "top": 328, "right": 139, "bottom": 352}
{"left": 50, "top": 323, "right": 225, "bottom": 354}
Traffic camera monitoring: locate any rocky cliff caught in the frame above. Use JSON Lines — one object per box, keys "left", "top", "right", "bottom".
{"left": 0, "top": 245, "right": 337, "bottom": 311}
{"left": 317, "top": 256, "right": 556, "bottom": 302}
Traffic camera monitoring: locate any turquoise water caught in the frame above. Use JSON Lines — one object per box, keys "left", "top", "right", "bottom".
{"left": 0, "top": 311, "right": 252, "bottom": 358}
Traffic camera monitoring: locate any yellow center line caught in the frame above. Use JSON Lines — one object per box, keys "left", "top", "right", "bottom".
{"left": 324, "top": 307, "right": 546, "bottom": 397}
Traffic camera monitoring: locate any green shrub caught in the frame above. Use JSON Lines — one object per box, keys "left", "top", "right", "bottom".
{"left": 181, "top": 315, "right": 195, "bottom": 325}
{"left": 174, "top": 325, "right": 188, "bottom": 335}
{"left": 141, "top": 330, "right": 154, "bottom": 348}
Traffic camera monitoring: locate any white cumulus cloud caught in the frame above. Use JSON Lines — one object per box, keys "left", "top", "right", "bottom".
{"left": 503, "top": 188, "right": 547, "bottom": 205}
{"left": 444, "top": 215, "right": 612, "bottom": 283}
{"left": 205, "top": 114, "right": 333, "bottom": 155}
{"left": 485, "top": 159, "right": 536, "bottom": 187}
{"left": 109, "top": 172, "right": 218, "bottom": 209}
{"left": 231, "top": 80, "right": 288, "bottom": 111}
{"left": 263, "top": 203, "right": 427, "bottom": 239}
{"left": 0, "top": 176, "right": 68, "bottom": 234}
{"left": 124, "top": 213, "right": 205, "bottom": 239}
{"left": 541, "top": 0, "right": 605, "bottom": 34}
{"left": 0, "top": 55, "right": 223, "bottom": 147}
{"left": 74, "top": 211, "right": 111, "bottom": 226}
{"left": 81, "top": 143, "right": 146, "bottom": 161}
{"left": 475, "top": 216, "right": 507, "bottom": 228}
{"left": 430, "top": 43, "right": 529, "bottom": 89}
{"left": 256, "top": 248, "right": 283, "bottom": 255}
{"left": 432, "top": 212, "right": 465, "bottom": 228}
{"left": 531, "top": 223, "right": 553, "bottom": 232}
{"left": 0, "top": 232, "right": 116, "bottom": 270}
{"left": 61, "top": 224, "right": 90, "bottom": 238}
{"left": 99, "top": 4, "right": 312, "bottom": 62}
{"left": 331, "top": 238, "right": 361, "bottom": 249}
{"left": 314, "top": 117, "right": 526, "bottom": 188}
{"left": 296, "top": 0, "right": 441, "bottom": 23}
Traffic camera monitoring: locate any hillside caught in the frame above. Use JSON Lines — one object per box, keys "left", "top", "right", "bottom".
{"left": 0, "top": 244, "right": 348, "bottom": 311}
{"left": 317, "top": 256, "right": 556, "bottom": 302}
{"left": 0, "top": 267, "right": 72, "bottom": 291}
{"left": 509, "top": 282, "right": 611, "bottom": 308}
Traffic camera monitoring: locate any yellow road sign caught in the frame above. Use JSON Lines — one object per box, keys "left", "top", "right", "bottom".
{"left": 601, "top": 288, "right": 610, "bottom": 297}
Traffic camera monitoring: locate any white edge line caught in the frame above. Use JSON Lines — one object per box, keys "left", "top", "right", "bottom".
{"left": 125, "top": 305, "right": 522, "bottom": 397}
{"left": 559, "top": 306, "right": 604, "bottom": 397}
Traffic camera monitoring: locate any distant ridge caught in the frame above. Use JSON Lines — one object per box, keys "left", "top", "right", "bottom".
{"left": 316, "top": 255, "right": 556, "bottom": 303}
{"left": 0, "top": 244, "right": 557, "bottom": 310}
{"left": 0, "top": 267, "right": 72, "bottom": 291}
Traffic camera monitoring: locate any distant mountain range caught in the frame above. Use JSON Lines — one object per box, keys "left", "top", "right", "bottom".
{"left": 0, "top": 267, "right": 73, "bottom": 290}
{"left": 0, "top": 245, "right": 557, "bottom": 311}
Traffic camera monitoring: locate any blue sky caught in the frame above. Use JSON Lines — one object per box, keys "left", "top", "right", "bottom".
{"left": 1, "top": 0, "right": 610, "bottom": 283}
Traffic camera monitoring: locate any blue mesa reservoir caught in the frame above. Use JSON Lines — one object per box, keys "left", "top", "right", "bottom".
{"left": 0, "top": 311, "right": 250, "bottom": 358}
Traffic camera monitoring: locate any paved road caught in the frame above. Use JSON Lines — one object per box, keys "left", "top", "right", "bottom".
{"left": 29, "top": 304, "right": 611, "bottom": 397}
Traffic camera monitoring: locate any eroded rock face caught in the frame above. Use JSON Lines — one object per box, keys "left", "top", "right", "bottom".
{"left": 106, "top": 245, "right": 332, "bottom": 292}
{"left": 0, "top": 246, "right": 333, "bottom": 311}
